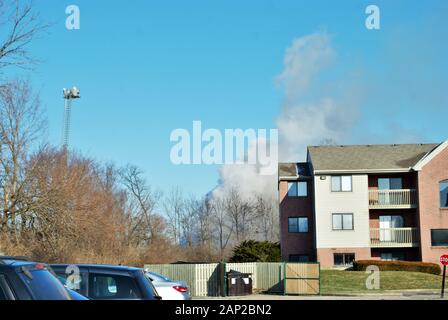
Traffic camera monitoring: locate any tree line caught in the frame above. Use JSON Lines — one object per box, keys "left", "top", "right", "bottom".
{"left": 0, "top": 83, "right": 279, "bottom": 264}
{"left": 0, "top": 1, "right": 279, "bottom": 265}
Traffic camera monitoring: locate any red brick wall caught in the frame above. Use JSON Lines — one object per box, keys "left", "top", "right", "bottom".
{"left": 417, "top": 146, "right": 448, "bottom": 265}
{"left": 279, "top": 179, "right": 316, "bottom": 261}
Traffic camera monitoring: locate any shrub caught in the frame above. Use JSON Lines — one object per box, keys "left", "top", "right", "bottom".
{"left": 353, "top": 260, "right": 441, "bottom": 275}
{"left": 228, "top": 240, "right": 281, "bottom": 263}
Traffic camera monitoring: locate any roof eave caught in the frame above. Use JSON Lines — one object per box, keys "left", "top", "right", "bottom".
{"left": 313, "top": 168, "right": 412, "bottom": 175}
{"left": 279, "top": 175, "right": 313, "bottom": 181}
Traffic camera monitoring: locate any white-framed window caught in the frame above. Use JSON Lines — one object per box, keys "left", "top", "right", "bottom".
{"left": 287, "top": 181, "right": 308, "bottom": 197}
{"left": 334, "top": 253, "right": 355, "bottom": 266}
{"left": 331, "top": 176, "right": 352, "bottom": 192}
{"left": 288, "top": 217, "right": 309, "bottom": 233}
{"left": 440, "top": 180, "right": 448, "bottom": 208}
{"left": 332, "top": 213, "right": 354, "bottom": 230}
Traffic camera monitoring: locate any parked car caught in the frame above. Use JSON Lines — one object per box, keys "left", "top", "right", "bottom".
{"left": 0, "top": 256, "right": 73, "bottom": 300}
{"left": 66, "top": 287, "right": 89, "bottom": 300}
{"left": 50, "top": 264, "right": 162, "bottom": 300}
{"left": 145, "top": 271, "right": 191, "bottom": 300}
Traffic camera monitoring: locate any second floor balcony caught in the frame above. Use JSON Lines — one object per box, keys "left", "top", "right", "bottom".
{"left": 368, "top": 189, "right": 417, "bottom": 209}
{"left": 370, "top": 227, "right": 420, "bottom": 248}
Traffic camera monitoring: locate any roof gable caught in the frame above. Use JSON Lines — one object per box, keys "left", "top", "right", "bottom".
{"left": 413, "top": 140, "right": 448, "bottom": 171}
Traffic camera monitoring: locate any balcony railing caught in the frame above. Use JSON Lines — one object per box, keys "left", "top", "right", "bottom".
{"left": 370, "top": 228, "right": 420, "bottom": 247}
{"left": 368, "top": 189, "right": 417, "bottom": 209}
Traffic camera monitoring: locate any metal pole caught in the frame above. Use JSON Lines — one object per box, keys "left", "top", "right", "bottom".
{"left": 62, "top": 98, "right": 71, "bottom": 150}
{"left": 442, "top": 265, "right": 446, "bottom": 299}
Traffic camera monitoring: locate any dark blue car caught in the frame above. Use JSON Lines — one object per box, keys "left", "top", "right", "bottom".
{"left": 0, "top": 256, "right": 74, "bottom": 300}
{"left": 51, "top": 264, "right": 161, "bottom": 300}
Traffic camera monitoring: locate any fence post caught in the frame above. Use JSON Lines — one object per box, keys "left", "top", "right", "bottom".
{"left": 283, "top": 262, "right": 286, "bottom": 295}
{"left": 318, "top": 262, "right": 321, "bottom": 295}
{"left": 218, "top": 262, "right": 225, "bottom": 297}
{"left": 223, "top": 262, "right": 227, "bottom": 297}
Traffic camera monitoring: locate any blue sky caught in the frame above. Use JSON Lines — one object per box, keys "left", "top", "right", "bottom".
{"left": 12, "top": 0, "right": 448, "bottom": 196}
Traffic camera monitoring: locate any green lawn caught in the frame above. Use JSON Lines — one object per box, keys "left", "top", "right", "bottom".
{"left": 321, "top": 270, "right": 442, "bottom": 295}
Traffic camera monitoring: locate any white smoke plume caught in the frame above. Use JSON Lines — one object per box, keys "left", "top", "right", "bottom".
{"left": 212, "top": 137, "right": 278, "bottom": 201}
{"left": 213, "top": 32, "right": 361, "bottom": 199}
{"left": 276, "top": 32, "right": 360, "bottom": 162}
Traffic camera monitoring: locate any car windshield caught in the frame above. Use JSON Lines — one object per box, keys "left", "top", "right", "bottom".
{"left": 146, "top": 271, "right": 171, "bottom": 282}
{"left": 19, "top": 268, "right": 72, "bottom": 300}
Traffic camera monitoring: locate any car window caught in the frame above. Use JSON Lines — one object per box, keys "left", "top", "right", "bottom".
{"left": 147, "top": 272, "right": 171, "bottom": 282}
{"left": 139, "top": 271, "right": 160, "bottom": 299}
{"left": 19, "top": 269, "right": 71, "bottom": 300}
{"left": 0, "top": 275, "right": 9, "bottom": 300}
{"left": 54, "top": 270, "right": 87, "bottom": 295}
{"left": 89, "top": 273, "right": 142, "bottom": 300}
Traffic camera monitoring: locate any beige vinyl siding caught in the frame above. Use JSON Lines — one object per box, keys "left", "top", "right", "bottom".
{"left": 314, "top": 174, "right": 370, "bottom": 248}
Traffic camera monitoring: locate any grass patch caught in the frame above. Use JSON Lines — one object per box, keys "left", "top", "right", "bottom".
{"left": 321, "top": 270, "right": 442, "bottom": 295}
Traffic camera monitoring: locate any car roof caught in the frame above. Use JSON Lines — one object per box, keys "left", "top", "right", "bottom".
{"left": 0, "top": 260, "right": 36, "bottom": 268}
{"left": 0, "top": 256, "right": 41, "bottom": 268}
{"left": 50, "top": 264, "right": 142, "bottom": 272}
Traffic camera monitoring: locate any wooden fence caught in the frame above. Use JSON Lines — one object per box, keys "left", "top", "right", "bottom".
{"left": 284, "top": 263, "right": 320, "bottom": 295}
{"left": 144, "top": 262, "right": 314, "bottom": 296}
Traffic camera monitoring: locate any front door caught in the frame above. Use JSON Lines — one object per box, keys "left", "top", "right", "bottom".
{"left": 379, "top": 215, "right": 403, "bottom": 241}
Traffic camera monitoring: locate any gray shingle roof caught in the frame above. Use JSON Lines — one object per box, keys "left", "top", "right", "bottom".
{"left": 307, "top": 143, "right": 440, "bottom": 172}
{"left": 279, "top": 163, "right": 297, "bottom": 177}
{"left": 279, "top": 162, "right": 311, "bottom": 178}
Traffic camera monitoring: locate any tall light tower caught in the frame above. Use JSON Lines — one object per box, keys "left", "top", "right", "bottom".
{"left": 62, "top": 87, "right": 80, "bottom": 150}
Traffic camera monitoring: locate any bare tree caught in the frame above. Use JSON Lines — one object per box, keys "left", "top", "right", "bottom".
{"left": 163, "top": 186, "right": 184, "bottom": 245}
{"left": 253, "top": 194, "right": 279, "bottom": 241}
{"left": 119, "top": 164, "right": 161, "bottom": 247}
{"left": 194, "top": 196, "right": 214, "bottom": 250}
{"left": 211, "top": 196, "right": 233, "bottom": 261}
{"left": 181, "top": 195, "right": 200, "bottom": 248}
{"left": 0, "top": 0, "right": 49, "bottom": 72}
{"left": 22, "top": 148, "right": 128, "bottom": 262}
{"left": 224, "top": 186, "right": 254, "bottom": 242}
{"left": 0, "top": 79, "right": 45, "bottom": 237}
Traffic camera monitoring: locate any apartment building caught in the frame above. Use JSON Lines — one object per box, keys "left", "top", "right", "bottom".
{"left": 279, "top": 141, "right": 448, "bottom": 268}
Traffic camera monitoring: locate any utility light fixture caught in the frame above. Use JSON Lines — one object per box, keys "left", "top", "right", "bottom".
{"left": 63, "top": 87, "right": 80, "bottom": 99}
{"left": 62, "top": 87, "right": 81, "bottom": 150}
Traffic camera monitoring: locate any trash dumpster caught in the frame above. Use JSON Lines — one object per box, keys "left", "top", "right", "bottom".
{"left": 226, "top": 270, "right": 253, "bottom": 296}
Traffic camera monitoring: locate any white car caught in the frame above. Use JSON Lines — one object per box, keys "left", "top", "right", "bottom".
{"left": 145, "top": 271, "right": 191, "bottom": 300}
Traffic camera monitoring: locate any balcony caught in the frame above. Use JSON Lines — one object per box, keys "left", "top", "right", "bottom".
{"left": 370, "top": 228, "right": 420, "bottom": 248}
{"left": 368, "top": 189, "right": 417, "bottom": 209}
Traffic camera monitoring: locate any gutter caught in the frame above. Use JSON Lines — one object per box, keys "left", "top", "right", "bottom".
{"left": 313, "top": 168, "right": 412, "bottom": 175}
